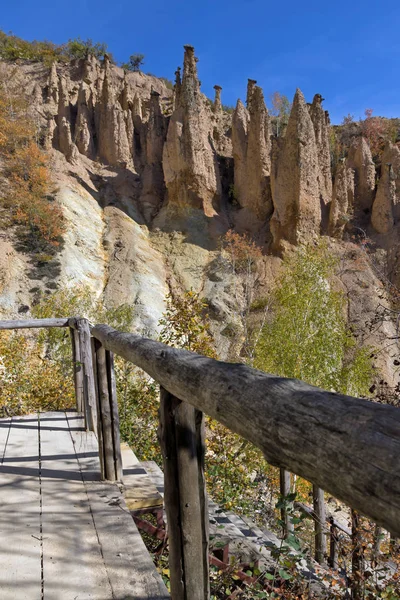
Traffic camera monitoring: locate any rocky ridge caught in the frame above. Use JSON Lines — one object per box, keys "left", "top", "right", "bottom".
{"left": 0, "top": 46, "right": 399, "bottom": 388}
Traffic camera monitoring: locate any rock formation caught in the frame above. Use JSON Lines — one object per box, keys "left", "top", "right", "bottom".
{"left": 231, "top": 99, "right": 249, "bottom": 207}
{"left": 140, "top": 91, "right": 167, "bottom": 221}
{"left": 75, "top": 81, "right": 95, "bottom": 158}
{"left": 328, "top": 159, "right": 355, "bottom": 238}
{"left": 57, "top": 74, "right": 76, "bottom": 160}
{"left": 347, "top": 137, "right": 376, "bottom": 215}
{"left": 231, "top": 81, "right": 272, "bottom": 223}
{"left": 97, "top": 57, "right": 132, "bottom": 166}
{"left": 162, "top": 45, "right": 221, "bottom": 216}
{"left": 380, "top": 142, "right": 400, "bottom": 222}
{"left": 371, "top": 162, "right": 396, "bottom": 234}
{"left": 308, "top": 94, "right": 332, "bottom": 204}
{"left": 270, "top": 89, "right": 321, "bottom": 248}
{"left": 213, "top": 85, "right": 222, "bottom": 112}
{"left": 246, "top": 79, "right": 257, "bottom": 108}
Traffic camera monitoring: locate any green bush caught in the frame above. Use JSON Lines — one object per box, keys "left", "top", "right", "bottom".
{"left": 0, "top": 30, "right": 111, "bottom": 64}
{"left": 121, "top": 53, "right": 145, "bottom": 72}
{"left": 255, "top": 241, "right": 374, "bottom": 397}
{"left": 64, "top": 37, "right": 111, "bottom": 61}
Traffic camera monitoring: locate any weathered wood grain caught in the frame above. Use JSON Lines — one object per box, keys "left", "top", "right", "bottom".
{"left": 0, "top": 415, "right": 41, "bottom": 599}
{"left": 92, "top": 324, "right": 400, "bottom": 537}
{"left": 0, "top": 318, "right": 69, "bottom": 329}
{"left": 159, "top": 388, "right": 209, "bottom": 600}
{"left": 95, "top": 342, "right": 115, "bottom": 480}
{"left": 329, "top": 519, "right": 339, "bottom": 570}
{"left": 67, "top": 413, "right": 170, "bottom": 599}
{"left": 70, "top": 327, "right": 84, "bottom": 413}
{"left": 92, "top": 337, "right": 105, "bottom": 478}
{"left": 40, "top": 412, "right": 113, "bottom": 599}
{"left": 107, "top": 350, "right": 123, "bottom": 481}
{"left": 75, "top": 318, "right": 97, "bottom": 432}
{"left": 313, "top": 485, "right": 327, "bottom": 563}
{"left": 279, "top": 469, "right": 294, "bottom": 538}
{"left": 121, "top": 442, "right": 163, "bottom": 510}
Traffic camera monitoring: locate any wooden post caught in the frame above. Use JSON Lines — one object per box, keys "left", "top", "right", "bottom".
{"left": 75, "top": 318, "right": 97, "bottom": 432}
{"left": 107, "top": 350, "right": 122, "bottom": 482}
{"left": 159, "top": 387, "right": 209, "bottom": 600}
{"left": 70, "top": 326, "right": 84, "bottom": 413}
{"left": 313, "top": 485, "right": 327, "bottom": 564}
{"left": 92, "top": 338, "right": 106, "bottom": 479}
{"left": 279, "top": 469, "right": 293, "bottom": 538}
{"left": 329, "top": 518, "right": 339, "bottom": 570}
{"left": 351, "top": 509, "right": 363, "bottom": 600}
{"left": 93, "top": 339, "right": 122, "bottom": 482}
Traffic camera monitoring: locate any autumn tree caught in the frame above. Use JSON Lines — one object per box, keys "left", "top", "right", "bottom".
{"left": 0, "top": 72, "right": 64, "bottom": 246}
{"left": 361, "top": 108, "right": 386, "bottom": 159}
{"left": 342, "top": 113, "right": 354, "bottom": 125}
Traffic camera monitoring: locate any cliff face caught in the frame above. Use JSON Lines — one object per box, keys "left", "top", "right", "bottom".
{"left": 1, "top": 45, "right": 399, "bottom": 384}
{"left": 13, "top": 45, "right": 391, "bottom": 250}
{"left": 162, "top": 45, "right": 221, "bottom": 217}
{"left": 270, "top": 89, "right": 321, "bottom": 248}
{"left": 231, "top": 81, "right": 272, "bottom": 227}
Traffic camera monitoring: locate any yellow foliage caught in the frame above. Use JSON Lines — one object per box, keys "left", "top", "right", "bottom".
{"left": 0, "top": 329, "right": 75, "bottom": 416}
{"left": 0, "top": 74, "right": 65, "bottom": 245}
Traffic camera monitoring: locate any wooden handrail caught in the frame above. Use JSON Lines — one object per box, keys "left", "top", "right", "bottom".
{"left": 0, "top": 318, "right": 69, "bottom": 329}
{"left": 91, "top": 323, "right": 400, "bottom": 538}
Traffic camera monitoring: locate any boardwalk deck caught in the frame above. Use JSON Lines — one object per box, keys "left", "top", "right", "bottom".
{"left": 0, "top": 411, "right": 169, "bottom": 600}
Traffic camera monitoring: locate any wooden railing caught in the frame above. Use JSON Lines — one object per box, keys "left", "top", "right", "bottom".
{"left": 1, "top": 317, "right": 400, "bottom": 600}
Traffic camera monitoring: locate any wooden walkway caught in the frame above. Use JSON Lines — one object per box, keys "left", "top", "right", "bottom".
{"left": 0, "top": 411, "right": 169, "bottom": 600}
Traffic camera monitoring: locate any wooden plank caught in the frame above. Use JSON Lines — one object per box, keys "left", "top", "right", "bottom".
{"left": 66, "top": 413, "right": 170, "bottom": 600}
{"left": 91, "top": 324, "right": 400, "bottom": 537}
{"left": 159, "top": 388, "right": 209, "bottom": 600}
{"left": 0, "top": 415, "right": 41, "bottom": 599}
{"left": 313, "top": 485, "right": 327, "bottom": 564}
{"left": 40, "top": 411, "right": 113, "bottom": 600}
{"left": 121, "top": 443, "right": 163, "bottom": 510}
{"left": 0, "top": 318, "right": 69, "bottom": 330}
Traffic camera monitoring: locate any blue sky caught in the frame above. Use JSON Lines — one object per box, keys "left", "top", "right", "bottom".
{"left": 2, "top": 0, "right": 400, "bottom": 123}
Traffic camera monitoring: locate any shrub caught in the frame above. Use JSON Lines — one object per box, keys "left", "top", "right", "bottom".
{"left": 0, "top": 73, "right": 65, "bottom": 247}
{"left": 0, "top": 30, "right": 111, "bottom": 64}
{"left": 121, "top": 53, "right": 145, "bottom": 72}
{"left": 64, "top": 37, "right": 110, "bottom": 61}
{"left": 255, "top": 241, "right": 374, "bottom": 396}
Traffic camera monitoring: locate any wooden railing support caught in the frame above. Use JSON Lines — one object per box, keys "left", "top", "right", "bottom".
{"left": 279, "top": 469, "right": 294, "bottom": 538}
{"left": 329, "top": 518, "right": 339, "bottom": 570}
{"left": 93, "top": 338, "right": 122, "bottom": 482}
{"left": 74, "top": 318, "right": 97, "bottom": 432}
{"left": 351, "top": 509, "right": 363, "bottom": 600}
{"left": 90, "top": 324, "right": 400, "bottom": 538}
{"left": 70, "top": 326, "right": 84, "bottom": 413}
{"left": 313, "top": 485, "right": 327, "bottom": 564}
{"left": 159, "top": 387, "right": 209, "bottom": 600}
